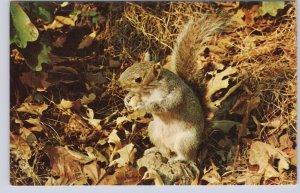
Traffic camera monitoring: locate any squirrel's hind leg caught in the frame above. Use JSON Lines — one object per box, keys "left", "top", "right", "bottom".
{"left": 171, "top": 134, "right": 199, "bottom": 162}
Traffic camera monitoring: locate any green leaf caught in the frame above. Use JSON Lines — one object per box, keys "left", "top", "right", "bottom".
{"left": 60, "top": 2, "right": 69, "bottom": 7}
{"left": 89, "top": 10, "right": 97, "bottom": 17}
{"left": 37, "top": 6, "right": 52, "bottom": 21}
{"left": 10, "top": 2, "right": 39, "bottom": 48}
{"left": 21, "top": 42, "right": 51, "bottom": 71}
{"left": 36, "top": 43, "right": 51, "bottom": 71}
{"left": 259, "top": 1, "right": 285, "bottom": 17}
{"left": 92, "top": 16, "right": 99, "bottom": 23}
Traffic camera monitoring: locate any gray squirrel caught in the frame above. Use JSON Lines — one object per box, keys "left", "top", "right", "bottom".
{"left": 118, "top": 15, "right": 228, "bottom": 162}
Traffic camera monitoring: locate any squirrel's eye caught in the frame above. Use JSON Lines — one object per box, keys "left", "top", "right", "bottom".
{"left": 135, "top": 77, "right": 142, "bottom": 83}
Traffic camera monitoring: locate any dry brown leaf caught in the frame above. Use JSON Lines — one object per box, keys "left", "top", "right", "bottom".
{"left": 25, "top": 118, "right": 44, "bottom": 132}
{"left": 261, "top": 116, "right": 288, "bottom": 131}
{"left": 51, "top": 65, "right": 79, "bottom": 75}
{"left": 83, "top": 160, "right": 106, "bottom": 185}
{"left": 53, "top": 35, "right": 66, "bottom": 47}
{"left": 44, "top": 146, "right": 92, "bottom": 179}
{"left": 57, "top": 99, "right": 73, "bottom": 110}
{"left": 10, "top": 133, "right": 32, "bottom": 161}
{"left": 10, "top": 133, "right": 37, "bottom": 179}
{"left": 109, "top": 58, "right": 121, "bottom": 68}
{"left": 108, "top": 129, "right": 122, "bottom": 149}
{"left": 19, "top": 127, "right": 37, "bottom": 145}
{"left": 279, "top": 133, "right": 293, "bottom": 150}
{"left": 116, "top": 116, "right": 132, "bottom": 126}
{"left": 86, "top": 72, "right": 107, "bottom": 89}
{"left": 83, "top": 107, "right": 101, "bottom": 130}
{"left": 231, "top": 9, "right": 246, "bottom": 27}
{"left": 44, "top": 16, "right": 75, "bottom": 30}
{"left": 64, "top": 147, "right": 93, "bottom": 164}
{"left": 283, "top": 148, "right": 297, "bottom": 166}
{"left": 205, "top": 66, "right": 237, "bottom": 110}
{"left": 264, "top": 164, "right": 280, "bottom": 179}
{"left": 20, "top": 71, "right": 51, "bottom": 91}
{"left": 85, "top": 147, "right": 108, "bottom": 165}
{"left": 45, "top": 176, "right": 88, "bottom": 186}
{"left": 16, "top": 102, "right": 48, "bottom": 115}
{"left": 141, "top": 169, "right": 164, "bottom": 185}
{"left": 249, "top": 141, "right": 290, "bottom": 177}
{"left": 243, "top": 5, "right": 260, "bottom": 26}
{"left": 201, "top": 161, "right": 221, "bottom": 185}
{"left": 98, "top": 166, "right": 140, "bottom": 185}
{"left": 64, "top": 114, "right": 90, "bottom": 136}
{"left": 11, "top": 49, "right": 24, "bottom": 63}
{"left": 80, "top": 93, "right": 96, "bottom": 105}
{"left": 237, "top": 172, "right": 263, "bottom": 185}
{"left": 78, "top": 31, "right": 97, "bottom": 49}
{"left": 109, "top": 143, "right": 137, "bottom": 167}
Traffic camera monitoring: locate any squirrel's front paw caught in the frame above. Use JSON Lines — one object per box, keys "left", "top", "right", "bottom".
{"left": 124, "top": 94, "right": 142, "bottom": 111}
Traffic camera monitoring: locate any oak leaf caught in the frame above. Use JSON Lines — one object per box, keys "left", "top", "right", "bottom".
{"left": 249, "top": 141, "right": 290, "bottom": 177}
{"left": 16, "top": 102, "right": 48, "bottom": 115}
{"left": 109, "top": 143, "right": 137, "bottom": 167}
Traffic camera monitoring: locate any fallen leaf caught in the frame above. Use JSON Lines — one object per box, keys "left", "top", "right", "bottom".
{"left": 283, "top": 148, "right": 296, "bottom": 166}
{"left": 20, "top": 71, "right": 51, "bottom": 91}
{"left": 83, "top": 160, "right": 106, "bottom": 185}
{"left": 44, "top": 146, "right": 92, "bottom": 179}
{"left": 83, "top": 107, "right": 101, "bottom": 130}
{"left": 279, "top": 133, "right": 293, "bottom": 150}
{"left": 44, "top": 16, "right": 75, "bottom": 30}
{"left": 261, "top": 116, "right": 288, "bottom": 131}
{"left": 78, "top": 31, "right": 97, "bottom": 49}
{"left": 110, "top": 143, "right": 137, "bottom": 167}
{"left": 264, "top": 164, "right": 280, "bottom": 179}
{"left": 10, "top": 49, "right": 24, "bottom": 63}
{"left": 85, "top": 147, "right": 108, "bottom": 165}
{"left": 141, "top": 169, "right": 164, "bottom": 185}
{"left": 16, "top": 102, "right": 48, "bottom": 115}
{"left": 231, "top": 9, "right": 246, "bottom": 27}
{"left": 237, "top": 172, "right": 263, "bottom": 185}
{"left": 108, "top": 129, "right": 122, "bottom": 149}
{"left": 80, "top": 93, "right": 96, "bottom": 105}
{"left": 249, "top": 141, "right": 290, "bottom": 177}
{"left": 86, "top": 72, "right": 107, "bottom": 89}
{"left": 109, "top": 58, "right": 121, "bottom": 68}
{"left": 25, "top": 118, "right": 44, "bottom": 132}
{"left": 57, "top": 99, "right": 73, "bottom": 110}
{"left": 45, "top": 176, "right": 88, "bottom": 186}
{"left": 65, "top": 146, "right": 94, "bottom": 164}
{"left": 53, "top": 35, "right": 66, "bottom": 47}
{"left": 98, "top": 166, "right": 140, "bottom": 185}
{"left": 243, "top": 5, "right": 260, "bottom": 26}
{"left": 259, "top": 1, "right": 285, "bottom": 17}
{"left": 10, "top": 133, "right": 32, "bottom": 161}
{"left": 64, "top": 114, "right": 91, "bottom": 139}
{"left": 201, "top": 161, "right": 221, "bottom": 185}
{"left": 10, "top": 2, "right": 39, "bottom": 48}
{"left": 116, "top": 116, "right": 132, "bottom": 126}
{"left": 51, "top": 65, "right": 78, "bottom": 75}
{"left": 19, "top": 127, "right": 37, "bottom": 145}
{"left": 205, "top": 66, "right": 237, "bottom": 110}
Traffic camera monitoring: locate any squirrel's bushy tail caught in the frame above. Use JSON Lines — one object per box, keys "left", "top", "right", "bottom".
{"left": 171, "top": 15, "right": 229, "bottom": 91}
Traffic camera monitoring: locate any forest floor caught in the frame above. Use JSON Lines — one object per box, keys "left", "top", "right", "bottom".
{"left": 10, "top": 2, "right": 296, "bottom": 185}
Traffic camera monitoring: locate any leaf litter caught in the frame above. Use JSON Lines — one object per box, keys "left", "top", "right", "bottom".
{"left": 10, "top": 2, "right": 296, "bottom": 185}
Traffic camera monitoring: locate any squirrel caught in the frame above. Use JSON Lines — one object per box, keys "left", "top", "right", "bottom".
{"left": 118, "top": 15, "right": 228, "bottom": 162}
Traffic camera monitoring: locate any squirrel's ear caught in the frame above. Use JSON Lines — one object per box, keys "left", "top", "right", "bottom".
{"left": 153, "top": 62, "right": 162, "bottom": 79}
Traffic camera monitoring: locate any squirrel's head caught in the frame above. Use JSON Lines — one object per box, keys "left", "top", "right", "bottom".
{"left": 118, "top": 61, "right": 162, "bottom": 92}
